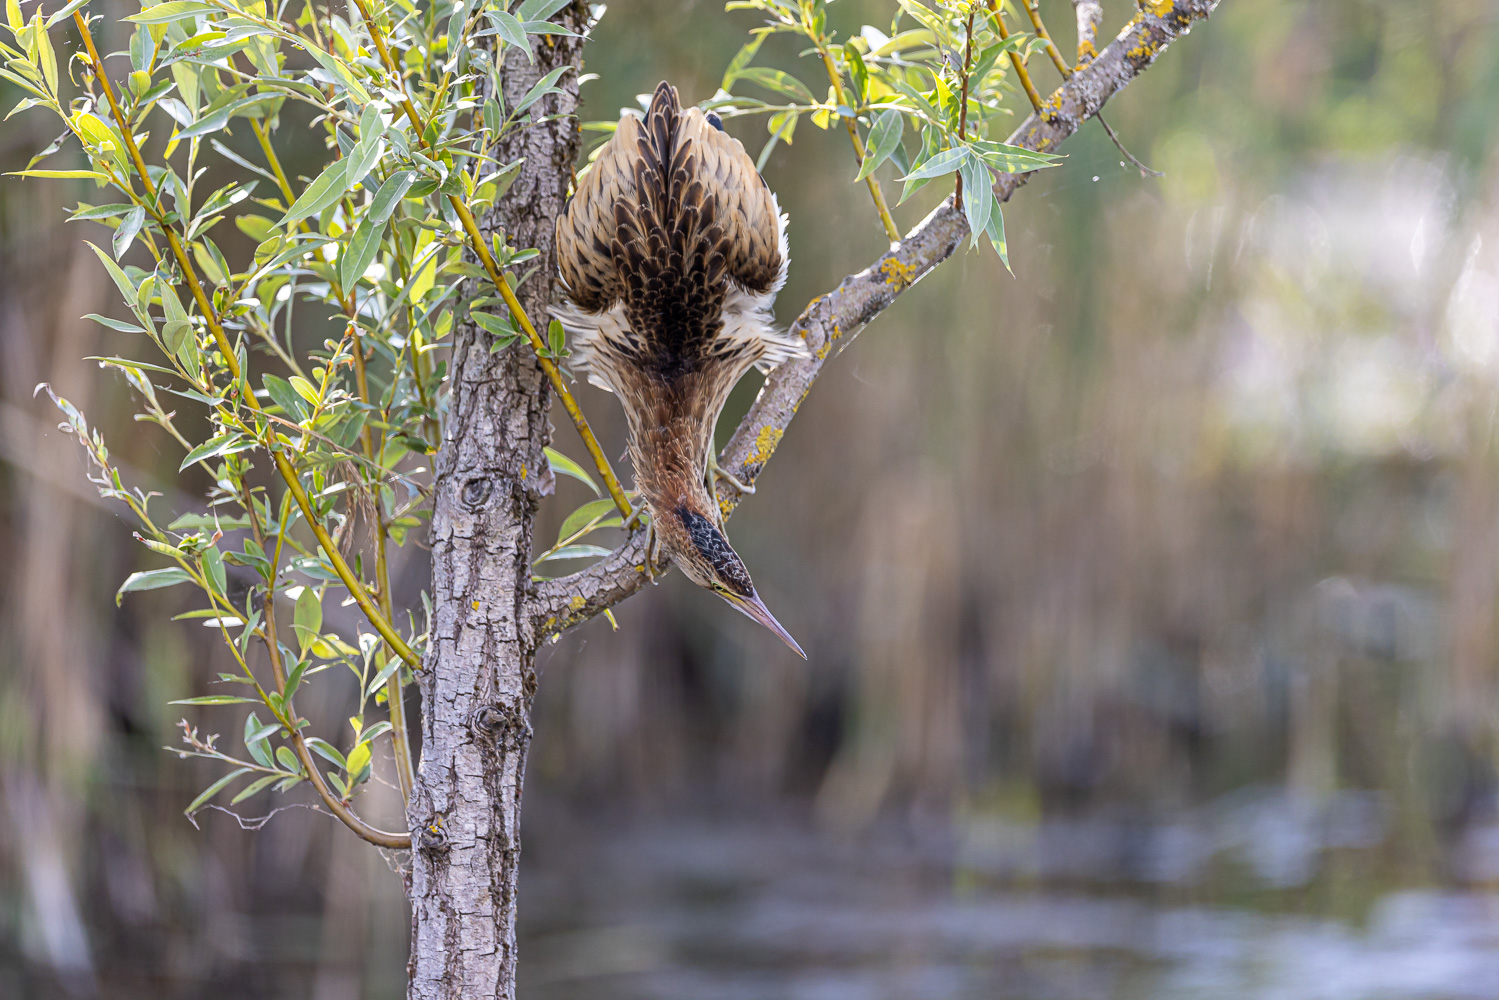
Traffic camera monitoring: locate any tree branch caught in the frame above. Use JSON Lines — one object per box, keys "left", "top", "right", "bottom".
{"left": 527, "top": 0, "right": 1223, "bottom": 639}
{"left": 1073, "top": 0, "right": 1105, "bottom": 65}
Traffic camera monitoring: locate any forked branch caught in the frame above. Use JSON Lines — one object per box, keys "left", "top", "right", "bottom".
{"left": 528, "top": 0, "right": 1224, "bottom": 636}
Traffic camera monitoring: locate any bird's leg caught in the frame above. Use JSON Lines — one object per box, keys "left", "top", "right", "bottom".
{"left": 625, "top": 499, "right": 663, "bottom": 583}
{"left": 706, "top": 451, "right": 755, "bottom": 495}
{"left": 642, "top": 518, "right": 664, "bottom": 584}
{"left": 623, "top": 499, "right": 649, "bottom": 532}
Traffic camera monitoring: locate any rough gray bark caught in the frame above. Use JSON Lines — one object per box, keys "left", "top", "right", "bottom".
{"left": 528, "top": 0, "right": 1225, "bottom": 635}
{"left": 406, "top": 5, "right": 587, "bottom": 999}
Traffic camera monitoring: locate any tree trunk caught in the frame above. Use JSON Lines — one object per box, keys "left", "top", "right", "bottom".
{"left": 407, "top": 7, "right": 587, "bottom": 998}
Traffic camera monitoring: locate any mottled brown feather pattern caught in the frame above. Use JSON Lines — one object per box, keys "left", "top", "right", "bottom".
{"left": 553, "top": 82, "right": 798, "bottom": 502}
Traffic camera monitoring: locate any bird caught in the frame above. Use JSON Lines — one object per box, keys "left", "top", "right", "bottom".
{"left": 553, "top": 82, "right": 806, "bottom": 658}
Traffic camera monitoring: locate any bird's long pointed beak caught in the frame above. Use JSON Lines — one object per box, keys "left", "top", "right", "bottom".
{"left": 726, "top": 590, "right": 807, "bottom": 658}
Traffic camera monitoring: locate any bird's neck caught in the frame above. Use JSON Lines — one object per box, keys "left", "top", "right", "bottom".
{"left": 625, "top": 382, "right": 721, "bottom": 547}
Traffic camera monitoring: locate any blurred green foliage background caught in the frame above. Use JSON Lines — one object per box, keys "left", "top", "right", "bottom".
{"left": 4, "top": 0, "right": 1499, "bottom": 996}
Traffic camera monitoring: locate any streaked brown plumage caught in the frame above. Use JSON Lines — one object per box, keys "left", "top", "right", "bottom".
{"left": 553, "top": 82, "right": 805, "bottom": 656}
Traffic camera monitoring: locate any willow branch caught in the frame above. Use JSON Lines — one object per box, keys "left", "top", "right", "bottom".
{"left": 347, "top": 317, "right": 416, "bottom": 805}
{"left": 1024, "top": 1, "right": 1162, "bottom": 176}
{"left": 248, "top": 486, "right": 411, "bottom": 848}
{"left": 1023, "top": 0, "right": 1073, "bottom": 79}
{"left": 1072, "top": 0, "right": 1105, "bottom": 64}
{"left": 527, "top": 0, "right": 1225, "bottom": 636}
{"left": 988, "top": 1, "right": 1045, "bottom": 112}
{"left": 817, "top": 48, "right": 901, "bottom": 243}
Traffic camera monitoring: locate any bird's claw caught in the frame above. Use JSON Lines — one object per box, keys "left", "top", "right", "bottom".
{"left": 707, "top": 453, "right": 755, "bottom": 495}
{"left": 642, "top": 518, "right": 663, "bottom": 584}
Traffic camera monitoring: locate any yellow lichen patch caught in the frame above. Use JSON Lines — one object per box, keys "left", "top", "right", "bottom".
{"left": 1139, "top": 0, "right": 1174, "bottom": 17}
{"left": 880, "top": 257, "right": 920, "bottom": 288}
{"left": 569, "top": 595, "right": 585, "bottom": 610}
{"left": 750, "top": 425, "right": 783, "bottom": 467}
{"left": 1126, "top": 23, "right": 1162, "bottom": 62}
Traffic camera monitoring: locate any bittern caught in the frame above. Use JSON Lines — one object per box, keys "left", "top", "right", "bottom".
{"left": 553, "top": 82, "right": 806, "bottom": 657}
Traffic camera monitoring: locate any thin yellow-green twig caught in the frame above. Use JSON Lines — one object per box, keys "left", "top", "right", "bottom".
{"left": 346, "top": 317, "right": 416, "bottom": 805}
{"left": 1023, "top": 0, "right": 1074, "bottom": 79}
{"left": 988, "top": 1, "right": 1045, "bottom": 112}
{"left": 817, "top": 48, "right": 901, "bottom": 243}
{"left": 248, "top": 486, "right": 411, "bottom": 848}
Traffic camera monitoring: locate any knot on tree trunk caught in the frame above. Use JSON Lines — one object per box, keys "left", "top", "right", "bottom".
{"left": 460, "top": 476, "right": 493, "bottom": 510}
{"left": 417, "top": 815, "right": 450, "bottom": 853}
{"left": 471, "top": 701, "right": 534, "bottom": 755}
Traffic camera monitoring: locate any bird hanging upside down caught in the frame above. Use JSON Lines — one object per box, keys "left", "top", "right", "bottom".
{"left": 553, "top": 82, "right": 806, "bottom": 657}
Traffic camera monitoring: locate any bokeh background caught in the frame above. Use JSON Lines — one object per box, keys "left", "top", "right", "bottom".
{"left": 5, "top": 0, "right": 1499, "bottom": 997}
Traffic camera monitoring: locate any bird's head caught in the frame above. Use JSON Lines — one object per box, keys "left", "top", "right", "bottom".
{"left": 667, "top": 504, "right": 806, "bottom": 658}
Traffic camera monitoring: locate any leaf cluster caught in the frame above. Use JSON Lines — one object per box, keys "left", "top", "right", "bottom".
{"left": 706, "top": 0, "right": 1062, "bottom": 265}
{"left": 6, "top": 0, "right": 586, "bottom": 831}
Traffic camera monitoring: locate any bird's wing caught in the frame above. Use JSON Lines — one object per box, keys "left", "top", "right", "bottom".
{"left": 555, "top": 113, "right": 643, "bottom": 313}
{"left": 671, "top": 104, "right": 785, "bottom": 297}
{"left": 555, "top": 83, "right": 792, "bottom": 384}
{"left": 556, "top": 83, "right": 785, "bottom": 312}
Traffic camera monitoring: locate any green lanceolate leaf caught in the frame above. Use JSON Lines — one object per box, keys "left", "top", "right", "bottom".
{"left": 985, "top": 204, "right": 1010, "bottom": 273}
{"left": 111, "top": 205, "right": 147, "bottom": 259}
{"left": 340, "top": 170, "right": 413, "bottom": 289}
{"left": 516, "top": 0, "right": 570, "bottom": 19}
{"left": 959, "top": 153, "right": 992, "bottom": 248}
{"left": 512, "top": 64, "right": 572, "bottom": 117}
{"left": 184, "top": 767, "right": 252, "bottom": 816}
{"left": 305, "top": 737, "right": 346, "bottom": 769}
{"left": 473, "top": 310, "right": 519, "bottom": 350}
{"left": 85, "top": 241, "right": 140, "bottom": 302}
{"left": 900, "top": 145, "right": 967, "bottom": 181}
{"left": 293, "top": 587, "right": 321, "bottom": 654}
{"left": 230, "top": 773, "right": 283, "bottom": 805}
{"left": 733, "top": 66, "right": 815, "bottom": 103}
{"left": 202, "top": 547, "right": 227, "bottom": 598}
{"left": 127, "top": 1, "right": 218, "bottom": 24}
{"left": 721, "top": 32, "right": 766, "bottom": 90}
{"left": 843, "top": 43, "right": 869, "bottom": 102}
{"left": 117, "top": 567, "right": 192, "bottom": 605}
{"left": 179, "top": 431, "right": 253, "bottom": 471}
{"left": 83, "top": 314, "right": 147, "bottom": 334}
{"left": 262, "top": 375, "right": 307, "bottom": 421}
{"left": 856, "top": 109, "right": 904, "bottom": 182}
{"left": 969, "top": 140, "right": 1063, "bottom": 173}
{"left": 277, "top": 158, "right": 350, "bottom": 227}
{"left": 557, "top": 497, "right": 621, "bottom": 544}
{"left": 487, "top": 10, "right": 527, "bottom": 51}
{"left": 544, "top": 446, "right": 600, "bottom": 496}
